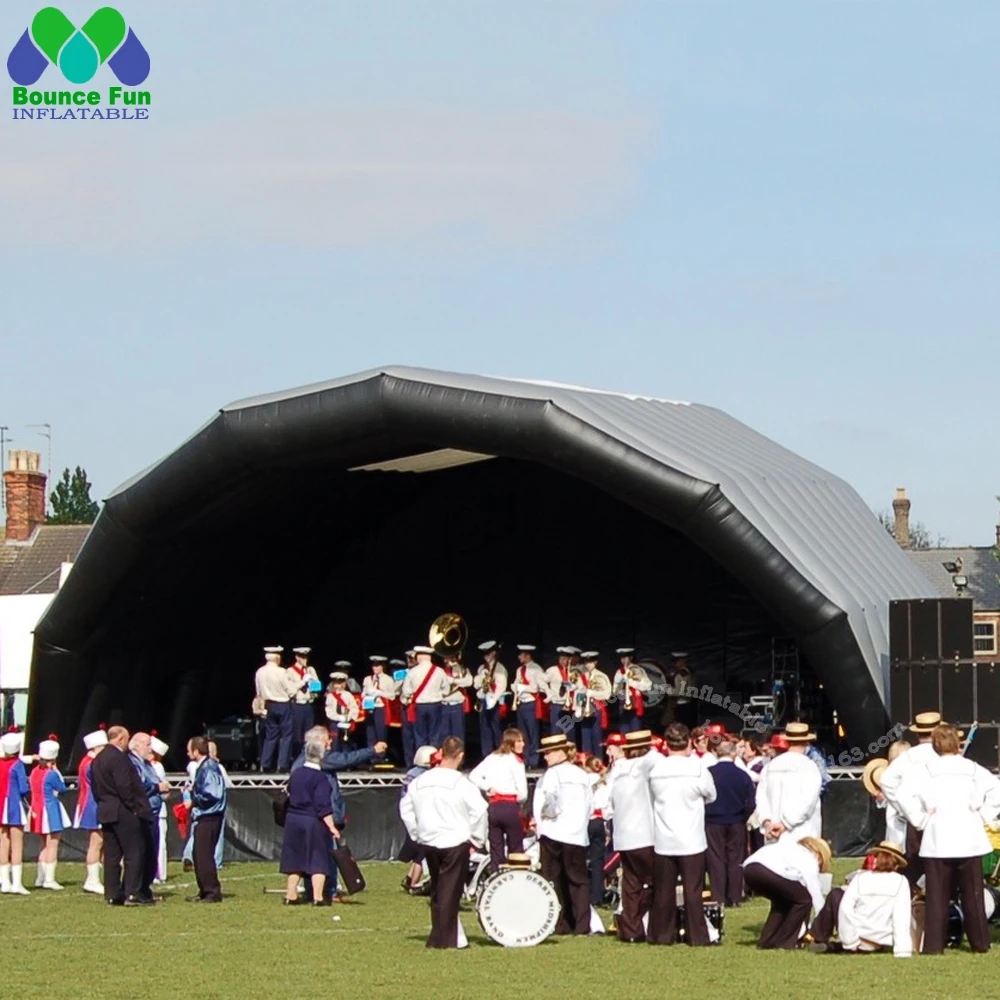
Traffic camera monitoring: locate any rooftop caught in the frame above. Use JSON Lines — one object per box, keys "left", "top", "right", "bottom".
{"left": 905, "top": 546, "right": 1000, "bottom": 611}
{"left": 0, "top": 525, "right": 92, "bottom": 596}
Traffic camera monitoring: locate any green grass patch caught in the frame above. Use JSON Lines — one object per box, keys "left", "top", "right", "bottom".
{"left": 1, "top": 859, "right": 996, "bottom": 999}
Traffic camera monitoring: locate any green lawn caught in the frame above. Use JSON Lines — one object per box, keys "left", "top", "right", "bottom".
{"left": 3, "top": 860, "right": 997, "bottom": 999}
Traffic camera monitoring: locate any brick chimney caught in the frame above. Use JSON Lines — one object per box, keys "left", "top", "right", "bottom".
{"left": 892, "top": 487, "right": 911, "bottom": 549}
{"left": 4, "top": 449, "right": 46, "bottom": 542}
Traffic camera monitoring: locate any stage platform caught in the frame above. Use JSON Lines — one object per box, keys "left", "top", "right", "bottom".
{"left": 41, "top": 767, "right": 876, "bottom": 865}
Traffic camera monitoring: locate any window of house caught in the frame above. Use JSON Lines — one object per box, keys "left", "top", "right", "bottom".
{"left": 974, "top": 621, "right": 997, "bottom": 655}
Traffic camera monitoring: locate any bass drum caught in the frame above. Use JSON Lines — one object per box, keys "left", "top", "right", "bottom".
{"left": 476, "top": 868, "right": 561, "bottom": 947}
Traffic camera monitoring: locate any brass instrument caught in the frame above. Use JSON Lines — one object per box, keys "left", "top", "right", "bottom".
{"left": 430, "top": 613, "right": 469, "bottom": 700}
{"left": 562, "top": 668, "right": 581, "bottom": 710}
{"left": 623, "top": 668, "right": 633, "bottom": 712}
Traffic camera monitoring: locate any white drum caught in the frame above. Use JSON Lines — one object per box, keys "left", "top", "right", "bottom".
{"left": 476, "top": 869, "right": 561, "bottom": 947}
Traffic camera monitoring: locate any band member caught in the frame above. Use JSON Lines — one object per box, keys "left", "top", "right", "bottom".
{"left": 544, "top": 647, "right": 575, "bottom": 737}
{"left": 583, "top": 755, "right": 611, "bottom": 908}
{"left": 742, "top": 835, "right": 831, "bottom": 949}
{"left": 287, "top": 647, "right": 320, "bottom": 758}
{"left": 75, "top": 726, "right": 108, "bottom": 895}
{"left": 705, "top": 739, "right": 756, "bottom": 906}
{"left": 806, "top": 841, "right": 911, "bottom": 956}
{"left": 362, "top": 656, "right": 399, "bottom": 749}
{"left": 255, "top": 645, "right": 296, "bottom": 772}
{"left": 475, "top": 641, "right": 508, "bottom": 756}
{"left": 665, "top": 652, "right": 695, "bottom": 727}
{"left": 533, "top": 733, "right": 593, "bottom": 935}
{"left": 397, "top": 651, "right": 418, "bottom": 768}
{"left": 29, "top": 736, "right": 70, "bottom": 890}
{"left": 755, "top": 722, "right": 823, "bottom": 842}
{"left": 511, "top": 644, "right": 545, "bottom": 767}
{"left": 644, "top": 722, "right": 717, "bottom": 945}
{"left": 613, "top": 649, "right": 651, "bottom": 734}
{"left": 469, "top": 728, "right": 528, "bottom": 871}
{"left": 149, "top": 734, "right": 170, "bottom": 883}
{"left": 877, "top": 710, "right": 943, "bottom": 886}
{"left": 399, "top": 736, "right": 488, "bottom": 949}
{"left": 0, "top": 728, "right": 30, "bottom": 894}
{"left": 440, "top": 656, "right": 473, "bottom": 743}
{"left": 607, "top": 729, "right": 656, "bottom": 942}
{"left": 403, "top": 646, "right": 449, "bottom": 753}
{"left": 575, "top": 653, "right": 612, "bottom": 758}
{"left": 325, "top": 671, "right": 360, "bottom": 750}
{"left": 898, "top": 722, "right": 1000, "bottom": 954}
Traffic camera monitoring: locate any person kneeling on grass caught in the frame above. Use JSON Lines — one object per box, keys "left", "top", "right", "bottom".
{"left": 742, "top": 835, "right": 831, "bottom": 949}
{"left": 805, "top": 841, "right": 912, "bottom": 957}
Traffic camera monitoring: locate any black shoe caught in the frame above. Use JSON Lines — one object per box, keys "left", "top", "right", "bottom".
{"left": 106, "top": 898, "right": 125, "bottom": 906}
{"left": 186, "top": 895, "right": 221, "bottom": 903}
{"left": 313, "top": 898, "right": 332, "bottom": 907}
{"left": 282, "top": 898, "right": 300, "bottom": 906}
{"left": 124, "top": 896, "right": 155, "bottom": 906}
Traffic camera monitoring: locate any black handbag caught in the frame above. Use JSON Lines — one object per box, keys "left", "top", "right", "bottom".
{"left": 272, "top": 787, "right": 290, "bottom": 827}
{"left": 332, "top": 842, "right": 366, "bottom": 894}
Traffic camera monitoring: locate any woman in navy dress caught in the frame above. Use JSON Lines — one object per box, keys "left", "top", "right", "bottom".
{"left": 280, "top": 739, "right": 340, "bottom": 905}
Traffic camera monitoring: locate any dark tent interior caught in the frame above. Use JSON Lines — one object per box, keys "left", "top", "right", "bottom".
{"left": 32, "top": 455, "right": 834, "bottom": 769}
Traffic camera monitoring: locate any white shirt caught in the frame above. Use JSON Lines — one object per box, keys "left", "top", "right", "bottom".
{"left": 699, "top": 751, "right": 719, "bottom": 768}
{"left": 644, "top": 752, "right": 717, "bottom": 856}
{"left": 608, "top": 755, "right": 655, "bottom": 851}
{"left": 469, "top": 752, "right": 528, "bottom": 802}
{"left": 744, "top": 840, "right": 825, "bottom": 914}
{"left": 543, "top": 664, "right": 573, "bottom": 704}
{"left": 532, "top": 762, "right": 593, "bottom": 847}
{"left": 899, "top": 753, "right": 1000, "bottom": 858}
{"left": 255, "top": 663, "right": 295, "bottom": 703}
{"left": 287, "top": 665, "right": 320, "bottom": 704}
{"left": 878, "top": 741, "right": 936, "bottom": 813}
{"left": 440, "top": 665, "right": 474, "bottom": 707}
{"left": 402, "top": 661, "right": 449, "bottom": 705}
{"left": 475, "top": 662, "right": 508, "bottom": 702}
{"left": 399, "top": 766, "right": 488, "bottom": 849}
{"left": 838, "top": 870, "right": 912, "bottom": 958}
{"left": 325, "top": 690, "right": 359, "bottom": 725}
{"left": 755, "top": 750, "right": 822, "bottom": 840}
{"left": 613, "top": 666, "right": 652, "bottom": 697}
{"left": 510, "top": 662, "right": 546, "bottom": 705}
{"left": 152, "top": 761, "right": 167, "bottom": 817}
{"left": 361, "top": 673, "right": 398, "bottom": 705}
{"left": 590, "top": 774, "right": 612, "bottom": 820}
{"left": 734, "top": 754, "right": 760, "bottom": 785}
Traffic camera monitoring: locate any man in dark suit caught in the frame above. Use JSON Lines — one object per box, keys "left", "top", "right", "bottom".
{"left": 90, "top": 725, "right": 154, "bottom": 906}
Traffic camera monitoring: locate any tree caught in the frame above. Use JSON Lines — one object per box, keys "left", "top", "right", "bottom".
{"left": 876, "top": 509, "right": 945, "bottom": 550}
{"left": 48, "top": 466, "right": 100, "bottom": 524}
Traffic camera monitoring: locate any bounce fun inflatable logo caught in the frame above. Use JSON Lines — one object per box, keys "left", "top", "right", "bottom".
{"left": 7, "top": 6, "right": 151, "bottom": 120}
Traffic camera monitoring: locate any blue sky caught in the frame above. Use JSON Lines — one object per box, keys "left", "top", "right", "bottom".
{"left": 1, "top": 1, "right": 997, "bottom": 544}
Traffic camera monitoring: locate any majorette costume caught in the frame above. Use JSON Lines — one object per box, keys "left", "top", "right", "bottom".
{"left": 0, "top": 729, "right": 31, "bottom": 895}
{"left": 30, "top": 737, "right": 70, "bottom": 890}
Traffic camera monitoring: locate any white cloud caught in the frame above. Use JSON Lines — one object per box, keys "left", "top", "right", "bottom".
{"left": 0, "top": 104, "right": 653, "bottom": 251}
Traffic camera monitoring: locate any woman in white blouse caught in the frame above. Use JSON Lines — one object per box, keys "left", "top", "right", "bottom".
{"left": 899, "top": 723, "right": 1000, "bottom": 954}
{"left": 469, "top": 728, "right": 528, "bottom": 872}
{"left": 742, "top": 835, "right": 831, "bottom": 948}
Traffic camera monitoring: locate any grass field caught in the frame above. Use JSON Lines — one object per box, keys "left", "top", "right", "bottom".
{"left": 3, "top": 859, "right": 997, "bottom": 999}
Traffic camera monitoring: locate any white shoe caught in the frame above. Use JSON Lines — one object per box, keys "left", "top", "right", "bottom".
{"left": 82, "top": 880, "right": 104, "bottom": 895}
{"left": 34, "top": 869, "right": 45, "bottom": 887}
{"left": 8, "top": 885, "right": 30, "bottom": 895}
{"left": 42, "top": 881, "right": 65, "bottom": 890}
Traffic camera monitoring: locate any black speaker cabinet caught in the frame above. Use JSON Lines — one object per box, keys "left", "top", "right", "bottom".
{"left": 889, "top": 598, "right": 974, "bottom": 663}
{"left": 977, "top": 663, "right": 1000, "bottom": 724}
{"left": 967, "top": 725, "right": 1000, "bottom": 771}
{"left": 910, "top": 663, "right": 941, "bottom": 719}
{"left": 941, "top": 664, "right": 975, "bottom": 726}
{"left": 941, "top": 600, "right": 975, "bottom": 660}
{"left": 890, "top": 663, "right": 911, "bottom": 727}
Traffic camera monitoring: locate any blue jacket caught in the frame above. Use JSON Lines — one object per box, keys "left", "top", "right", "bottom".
{"left": 191, "top": 757, "right": 227, "bottom": 818}
{"left": 128, "top": 752, "right": 163, "bottom": 817}
{"left": 291, "top": 747, "right": 376, "bottom": 828}
{"left": 705, "top": 760, "right": 756, "bottom": 826}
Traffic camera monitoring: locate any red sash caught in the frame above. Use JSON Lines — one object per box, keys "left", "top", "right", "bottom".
{"left": 353, "top": 692, "right": 365, "bottom": 725}
{"left": 291, "top": 666, "right": 305, "bottom": 678}
{"left": 407, "top": 665, "right": 439, "bottom": 723}
{"left": 489, "top": 793, "right": 519, "bottom": 804}
{"left": 520, "top": 666, "right": 545, "bottom": 720}
{"left": 447, "top": 669, "right": 472, "bottom": 714}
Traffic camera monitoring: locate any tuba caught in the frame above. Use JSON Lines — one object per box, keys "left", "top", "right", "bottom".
{"left": 429, "top": 613, "right": 468, "bottom": 662}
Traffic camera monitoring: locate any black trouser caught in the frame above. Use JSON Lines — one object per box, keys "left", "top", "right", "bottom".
{"left": 904, "top": 824, "right": 925, "bottom": 888}
{"left": 194, "top": 814, "right": 224, "bottom": 901}
{"left": 618, "top": 846, "right": 655, "bottom": 942}
{"left": 139, "top": 818, "right": 157, "bottom": 899}
{"left": 102, "top": 811, "right": 144, "bottom": 903}
{"left": 540, "top": 836, "right": 591, "bottom": 935}
{"left": 923, "top": 855, "right": 989, "bottom": 954}
{"left": 706, "top": 822, "right": 747, "bottom": 905}
{"left": 588, "top": 818, "right": 606, "bottom": 907}
{"left": 809, "top": 887, "right": 844, "bottom": 942}
{"left": 487, "top": 801, "right": 523, "bottom": 873}
{"left": 743, "top": 862, "right": 812, "bottom": 949}
{"left": 649, "top": 852, "right": 709, "bottom": 945}
{"left": 424, "top": 842, "right": 470, "bottom": 949}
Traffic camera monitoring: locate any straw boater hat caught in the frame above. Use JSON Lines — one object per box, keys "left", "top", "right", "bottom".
{"left": 624, "top": 729, "right": 653, "bottom": 751}
{"left": 869, "top": 841, "right": 907, "bottom": 868}
{"left": 539, "top": 734, "right": 573, "bottom": 757}
{"left": 798, "top": 836, "right": 832, "bottom": 873}
{"left": 862, "top": 757, "right": 888, "bottom": 797}
{"left": 910, "top": 711, "right": 942, "bottom": 733}
{"left": 782, "top": 721, "right": 817, "bottom": 742}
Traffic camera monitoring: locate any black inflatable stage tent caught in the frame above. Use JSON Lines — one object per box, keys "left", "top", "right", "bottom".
{"left": 28, "top": 366, "right": 935, "bottom": 767}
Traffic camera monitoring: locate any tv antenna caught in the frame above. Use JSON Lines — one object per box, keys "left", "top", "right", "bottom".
{"left": 27, "top": 423, "right": 52, "bottom": 515}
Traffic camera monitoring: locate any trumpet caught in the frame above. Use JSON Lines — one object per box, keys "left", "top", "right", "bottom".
{"left": 562, "top": 668, "right": 581, "bottom": 710}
